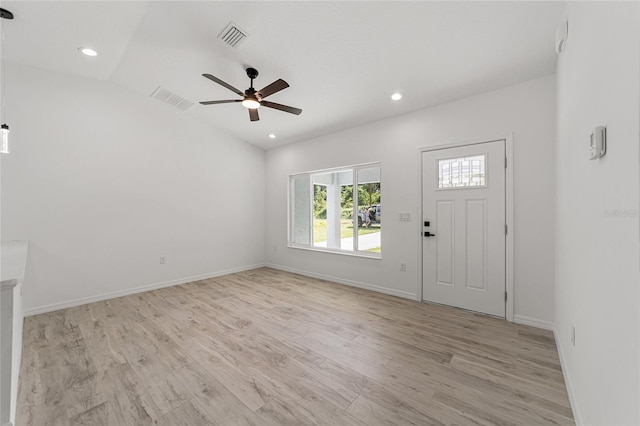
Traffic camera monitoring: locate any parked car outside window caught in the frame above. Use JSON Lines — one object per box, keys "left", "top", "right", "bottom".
{"left": 358, "top": 204, "right": 381, "bottom": 226}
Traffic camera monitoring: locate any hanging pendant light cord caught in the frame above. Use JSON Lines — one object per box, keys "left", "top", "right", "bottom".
{"left": 1, "top": 17, "right": 6, "bottom": 127}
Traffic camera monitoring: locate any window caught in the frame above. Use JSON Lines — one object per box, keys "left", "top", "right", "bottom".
{"left": 289, "top": 164, "right": 381, "bottom": 257}
{"left": 438, "top": 155, "right": 486, "bottom": 189}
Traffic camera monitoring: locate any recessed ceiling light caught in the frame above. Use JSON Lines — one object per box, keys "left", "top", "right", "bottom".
{"left": 78, "top": 47, "right": 98, "bottom": 57}
{"left": 268, "top": 134, "right": 277, "bottom": 139}
{"left": 391, "top": 93, "right": 402, "bottom": 101}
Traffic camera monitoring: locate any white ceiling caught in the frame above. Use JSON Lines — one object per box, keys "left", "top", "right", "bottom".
{"left": 1, "top": 1, "right": 566, "bottom": 149}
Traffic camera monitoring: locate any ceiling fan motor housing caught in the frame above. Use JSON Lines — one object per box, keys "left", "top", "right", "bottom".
{"left": 246, "top": 67, "right": 259, "bottom": 80}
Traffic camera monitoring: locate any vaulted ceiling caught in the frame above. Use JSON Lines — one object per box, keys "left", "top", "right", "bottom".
{"left": 1, "top": 1, "right": 565, "bottom": 149}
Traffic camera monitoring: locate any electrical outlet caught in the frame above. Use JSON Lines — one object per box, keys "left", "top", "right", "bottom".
{"left": 571, "top": 326, "right": 575, "bottom": 346}
{"left": 160, "top": 256, "right": 166, "bottom": 264}
{"left": 400, "top": 262, "right": 407, "bottom": 272}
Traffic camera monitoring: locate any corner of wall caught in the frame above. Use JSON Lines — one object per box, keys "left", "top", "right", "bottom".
{"left": 553, "top": 324, "right": 583, "bottom": 426}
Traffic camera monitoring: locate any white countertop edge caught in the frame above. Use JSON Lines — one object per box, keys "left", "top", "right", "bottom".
{"left": 0, "top": 279, "right": 19, "bottom": 290}
{"left": 1, "top": 241, "right": 29, "bottom": 290}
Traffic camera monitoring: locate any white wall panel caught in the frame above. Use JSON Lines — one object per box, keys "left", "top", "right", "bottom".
{"left": 1, "top": 63, "right": 266, "bottom": 313}
{"left": 555, "top": 3, "right": 640, "bottom": 424}
{"left": 265, "top": 75, "right": 557, "bottom": 325}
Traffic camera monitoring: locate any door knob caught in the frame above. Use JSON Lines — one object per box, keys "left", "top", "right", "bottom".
{"left": 424, "top": 232, "right": 436, "bottom": 237}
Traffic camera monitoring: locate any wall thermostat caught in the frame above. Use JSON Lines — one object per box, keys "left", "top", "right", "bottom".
{"left": 589, "top": 126, "right": 606, "bottom": 160}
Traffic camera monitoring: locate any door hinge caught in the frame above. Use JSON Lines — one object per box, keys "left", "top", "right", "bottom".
{"left": 505, "top": 157, "right": 508, "bottom": 168}
{"left": 505, "top": 291, "right": 508, "bottom": 302}
{"left": 505, "top": 224, "right": 508, "bottom": 235}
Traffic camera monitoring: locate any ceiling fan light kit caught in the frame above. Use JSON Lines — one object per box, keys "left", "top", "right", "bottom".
{"left": 200, "top": 67, "right": 302, "bottom": 122}
{"left": 241, "top": 98, "right": 260, "bottom": 109}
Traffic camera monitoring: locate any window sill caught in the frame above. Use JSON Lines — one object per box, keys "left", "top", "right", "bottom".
{"left": 287, "top": 244, "right": 382, "bottom": 259}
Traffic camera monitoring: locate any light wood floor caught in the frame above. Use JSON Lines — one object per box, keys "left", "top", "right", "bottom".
{"left": 17, "top": 267, "right": 574, "bottom": 425}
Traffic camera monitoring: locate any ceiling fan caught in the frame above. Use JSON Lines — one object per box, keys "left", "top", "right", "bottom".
{"left": 199, "top": 67, "right": 302, "bottom": 122}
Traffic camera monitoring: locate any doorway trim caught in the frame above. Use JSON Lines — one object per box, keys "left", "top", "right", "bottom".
{"left": 417, "top": 134, "right": 514, "bottom": 322}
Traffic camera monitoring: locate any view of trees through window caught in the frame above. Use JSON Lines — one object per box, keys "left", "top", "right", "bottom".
{"left": 312, "top": 183, "right": 381, "bottom": 221}
{"left": 290, "top": 164, "right": 381, "bottom": 255}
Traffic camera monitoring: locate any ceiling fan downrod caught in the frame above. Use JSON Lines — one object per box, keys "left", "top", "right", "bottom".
{"left": 246, "top": 67, "right": 259, "bottom": 91}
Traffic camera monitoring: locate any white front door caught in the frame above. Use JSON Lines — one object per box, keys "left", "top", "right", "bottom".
{"left": 422, "top": 140, "right": 506, "bottom": 317}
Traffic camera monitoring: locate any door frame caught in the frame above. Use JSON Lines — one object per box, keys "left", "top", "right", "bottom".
{"left": 417, "top": 135, "right": 514, "bottom": 322}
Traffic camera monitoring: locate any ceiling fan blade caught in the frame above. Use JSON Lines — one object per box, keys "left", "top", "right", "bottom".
{"left": 256, "top": 79, "right": 289, "bottom": 99}
{"left": 261, "top": 100, "right": 302, "bottom": 115}
{"left": 199, "top": 99, "right": 243, "bottom": 105}
{"left": 202, "top": 74, "right": 244, "bottom": 96}
{"left": 249, "top": 108, "right": 260, "bottom": 122}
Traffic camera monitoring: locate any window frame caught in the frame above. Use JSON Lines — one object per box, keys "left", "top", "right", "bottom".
{"left": 288, "top": 162, "right": 382, "bottom": 259}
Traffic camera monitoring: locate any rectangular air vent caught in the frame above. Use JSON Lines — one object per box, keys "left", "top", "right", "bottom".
{"left": 150, "top": 86, "right": 194, "bottom": 111}
{"left": 218, "top": 22, "right": 248, "bottom": 48}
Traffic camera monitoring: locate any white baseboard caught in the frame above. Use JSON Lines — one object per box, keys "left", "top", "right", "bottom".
{"left": 265, "top": 263, "right": 417, "bottom": 300}
{"left": 513, "top": 314, "right": 555, "bottom": 331}
{"left": 23, "top": 263, "right": 266, "bottom": 316}
{"left": 553, "top": 326, "right": 583, "bottom": 426}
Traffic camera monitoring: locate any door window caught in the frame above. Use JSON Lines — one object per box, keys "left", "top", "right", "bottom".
{"left": 437, "top": 155, "right": 486, "bottom": 189}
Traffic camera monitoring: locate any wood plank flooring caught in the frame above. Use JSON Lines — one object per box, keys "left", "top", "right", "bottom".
{"left": 17, "top": 267, "right": 574, "bottom": 425}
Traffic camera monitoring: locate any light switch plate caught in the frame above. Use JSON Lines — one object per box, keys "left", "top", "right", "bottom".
{"left": 399, "top": 213, "right": 411, "bottom": 222}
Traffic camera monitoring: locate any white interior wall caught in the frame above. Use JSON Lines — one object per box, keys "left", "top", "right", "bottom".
{"left": 265, "top": 75, "right": 557, "bottom": 327}
{"left": 1, "top": 63, "right": 266, "bottom": 314}
{"left": 2, "top": 5, "right": 638, "bottom": 422}
{"left": 555, "top": 3, "right": 640, "bottom": 425}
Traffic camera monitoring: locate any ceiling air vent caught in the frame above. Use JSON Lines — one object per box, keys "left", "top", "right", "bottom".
{"left": 150, "top": 86, "right": 194, "bottom": 111}
{"left": 218, "top": 22, "right": 248, "bottom": 48}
